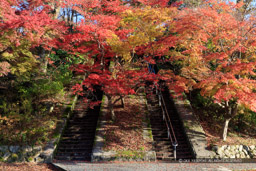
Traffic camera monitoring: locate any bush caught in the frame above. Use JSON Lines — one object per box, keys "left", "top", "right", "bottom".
{"left": 0, "top": 49, "right": 80, "bottom": 146}
{"left": 0, "top": 74, "right": 67, "bottom": 145}
{"left": 188, "top": 90, "right": 224, "bottom": 120}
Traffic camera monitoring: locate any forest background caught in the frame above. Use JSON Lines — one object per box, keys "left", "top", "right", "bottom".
{"left": 0, "top": 0, "right": 256, "bottom": 147}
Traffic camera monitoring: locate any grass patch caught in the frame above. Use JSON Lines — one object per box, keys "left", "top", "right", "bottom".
{"left": 116, "top": 150, "right": 145, "bottom": 160}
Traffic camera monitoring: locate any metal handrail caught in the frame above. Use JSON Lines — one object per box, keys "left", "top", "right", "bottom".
{"left": 155, "top": 86, "right": 178, "bottom": 160}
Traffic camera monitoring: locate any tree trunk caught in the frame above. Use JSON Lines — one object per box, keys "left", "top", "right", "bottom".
{"left": 222, "top": 118, "right": 231, "bottom": 141}
{"left": 71, "top": 10, "right": 74, "bottom": 23}
{"left": 42, "top": 55, "right": 48, "bottom": 74}
{"left": 67, "top": 8, "right": 70, "bottom": 25}
{"left": 42, "top": 52, "right": 51, "bottom": 74}
{"left": 76, "top": 12, "right": 78, "bottom": 25}
{"left": 41, "top": 2, "right": 61, "bottom": 75}
{"left": 39, "top": 48, "right": 48, "bottom": 74}
{"left": 121, "top": 96, "right": 125, "bottom": 108}
{"left": 107, "top": 95, "right": 115, "bottom": 121}
{"left": 62, "top": 10, "right": 65, "bottom": 21}
{"left": 222, "top": 103, "right": 238, "bottom": 141}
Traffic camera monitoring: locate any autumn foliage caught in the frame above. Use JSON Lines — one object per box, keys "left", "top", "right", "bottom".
{"left": 0, "top": 0, "right": 65, "bottom": 77}
{"left": 63, "top": 0, "right": 177, "bottom": 119}
{"left": 172, "top": 1, "right": 256, "bottom": 140}
{"left": 1, "top": 0, "right": 256, "bottom": 142}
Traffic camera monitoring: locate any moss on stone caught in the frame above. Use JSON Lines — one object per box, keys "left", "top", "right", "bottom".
{"left": 9, "top": 153, "right": 18, "bottom": 162}
{"left": 145, "top": 117, "right": 153, "bottom": 139}
{"left": 183, "top": 121, "right": 190, "bottom": 129}
{"left": 93, "top": 95, "right": 107, "bottom": 147}
{"left": 128, "top": 95, "right": 136, "bottom": 99}
{"left": 27, "top": 157, "right": 33, "bottom": 162}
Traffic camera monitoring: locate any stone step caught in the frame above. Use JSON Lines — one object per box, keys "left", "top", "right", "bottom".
{"left": 156, "top": 156, "right": 175, "bottom": 161}
{"left": 67, "top": 122, "right": 97, "bottom": 126}
{"left": 152, "top": 135, "right": 187, "bottom": 141}
{"left": 61, "top": 136, "right": 95, "bottom": 140}
{"left": 58, "top": 144, "right": 94, "bottom": 148}
{"left": 57, "top": 148, "right": 92, "bottom": 153}
{"left": 69, "top": 117, "right": 98, "bottom": 121}
{"left": 62, "top": 132, "right": 95, "bottom": 136}
{"left": 55, "top": 151, "right": 91, "bottom": 156}
{"left": 154, "top": 141, "right": 190, "bottom": 147}
{"left": 66, "top": 126, "right": 97, "bottom": 131}
{"left": 155, "top": 144, "right": 191, "bottom": 150}
{"left": 61, "top": 135, "right": 96, "bottom": 140}
{"left": 54, "top": 156, "right": 91, "bottom": 161}
{"left": 58, "top": 141, "right": 94, "bottom": 146}
{"left": 156, "top": 152, "right": 174, "bottom": 158}
{"left": 63, "top": 130, "right": 96, "bottom": 135}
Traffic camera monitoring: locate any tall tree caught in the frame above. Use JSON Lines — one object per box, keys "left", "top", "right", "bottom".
{"left": 0, "top": 0, "right": 65, "bottom": 78}
{"left": 63, "top": 0, "right": 176, "bottom": 120}
{"left": 174, "top": 0, "right": 256, "bottom": 141}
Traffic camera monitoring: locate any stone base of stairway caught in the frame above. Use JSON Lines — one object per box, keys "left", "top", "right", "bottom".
{"left": 169, "top": 90, "right": 216, "bottom": 159}
{"left": 91, "top": 95, "right": 156, "bottom": 162}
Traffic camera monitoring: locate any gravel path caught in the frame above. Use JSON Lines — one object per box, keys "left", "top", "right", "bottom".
{"left": 1, "top": 161, "right": 255, "bottom": 170}
{"left": 53, "top": 162, "right": 256, "bottom": 171}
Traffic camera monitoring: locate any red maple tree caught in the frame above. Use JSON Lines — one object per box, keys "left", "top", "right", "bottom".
{"left": 0, "top": 0, "right": 65, "bottom": 76}
{"left": 64, "top": 0, "right": 173, "bottom": 120}
{"left": 173, "top": 1, "right": 256, "bottom": 140}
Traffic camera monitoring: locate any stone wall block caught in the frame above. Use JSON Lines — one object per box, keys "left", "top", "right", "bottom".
{"left": 0, "top": 146, "right": 8, "bottom": 153}
{"left": 3, "top": 152, "right": 11, "bottom": 161}
{"left": 242, "top": 149, "right": 248, "bottom": 155}
{"left": 22, "top": 146, "right": 33, "bottom": 153}
{"left": 243, "top": 145, "right": 250, "bottom": 152}
{"left": 9, "top": 146, "right": 20, "bottom": 153}
{"left": 249, "top": 145, "right": 255, "bottom": 151}
{"left": 239, "top": 145, "right": 243, "bottom": 151}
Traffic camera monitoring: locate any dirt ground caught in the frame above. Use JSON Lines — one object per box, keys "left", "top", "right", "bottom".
{"left": 103, "top": 95, "right": 153, "bottom": 152}
{"left": 0, "top": 163, "right": 62, "bottom": 171}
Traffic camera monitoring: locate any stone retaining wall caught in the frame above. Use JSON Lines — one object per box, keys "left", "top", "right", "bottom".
{"left": 169, "top": 91, "right": 215, "bottom": 158}
{"left": 212, "top": 145, "right": 256, "bottom": 159}
{"left": 0, "top": 144, "right": 51, "bottom": 163}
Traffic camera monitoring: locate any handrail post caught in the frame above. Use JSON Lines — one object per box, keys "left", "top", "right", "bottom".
{"left": 158, "top": 93, "right": 161, "bottom": 106}
{"left": 173, "top": 142, "right": 178, "bottom": 160}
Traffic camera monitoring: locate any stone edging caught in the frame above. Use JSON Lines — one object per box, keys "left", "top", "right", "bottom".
{"left": 91, "top": 95, "right": 156, "bottom": 162}
{"left": 50, "top": 94, "right": 79, "bottom": 162}
{"left": 169, "top": 91, "right": 215, "bottom": 158}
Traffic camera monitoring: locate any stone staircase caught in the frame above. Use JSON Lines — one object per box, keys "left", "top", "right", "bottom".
{"left": 146, "top": 87, "right": 194, "bottom": 161}
{"left": 54, "top": 91, "right": 102, "bottom": 161}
